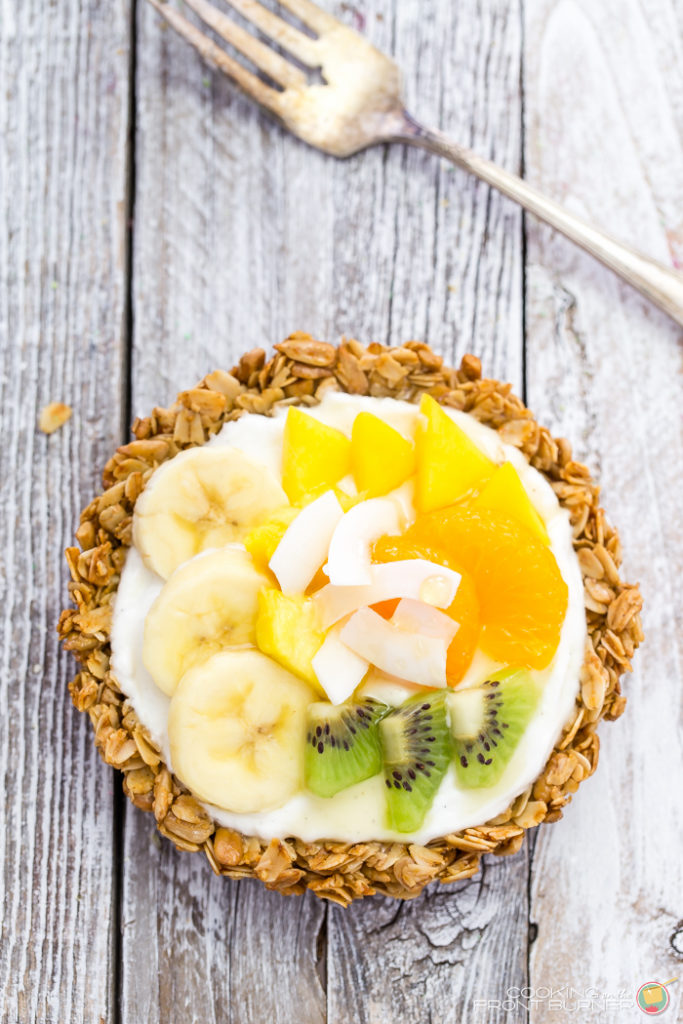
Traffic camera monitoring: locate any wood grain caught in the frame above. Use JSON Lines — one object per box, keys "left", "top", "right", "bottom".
{"left": 124, "top": 1, "right": 528, "bottom": 1022}
{"left": 5, "top": 0, "right": 683, "bottom": 1020}
{"left": 0, "top": 1, "right": 132, "bottom": 1021}
{"left": 327, "top": 854, "right": 530, "bottom": 1024}
{"left": 523, "top": 1, "right": 683, "bottom": 1021}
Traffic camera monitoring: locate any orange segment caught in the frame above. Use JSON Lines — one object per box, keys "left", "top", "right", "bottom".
{"left": 351, "top": 412, "right": 416, "bottom": 497}
{"left": 444, "top": 571, "right": 480, "bottom": 684}
{"left": 406, "top": 508, "right": 568, "bottom": 670}
{"left": 471, "top": 461, "right": 548, "bottom": 544}
{"left": 372, "top": 535, "right": 481, "bottom": 686}
{"left": 282, "top": 407, "right": 351, "bottom": 503}
{"left": 372, "top": 598, "right": 400, "bottom": 619}
{"left": 415, "top": 394, "right": 495, "bottom": 512}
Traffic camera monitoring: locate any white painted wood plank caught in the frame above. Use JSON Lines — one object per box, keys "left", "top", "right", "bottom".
{"left": 122, "top": 5, "right": 330, "bottom": 1020}
{"left": 124, "top": 1, "right": 528, "bottom": 1021}
{"left": 523, "top": 2, "right": 683, "bottom": 1020}
{"left": 327, "top": 854, "right": 531, "bottom": 1024}
{"left": 121, "top": 818, "right": 327, "bottom": 1024}
{"left": 0, "top": 1, "right": 132, "bottom": 1021}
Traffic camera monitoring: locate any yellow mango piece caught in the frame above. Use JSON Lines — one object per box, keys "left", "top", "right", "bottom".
{"left": 296, "top": 487, "right": 364, "bottom": 512}
{"left": 333, "top": 487, "right": 366, "bottom": 512}
{"left": 415, "top": 394, "right": 495, "bottom": 512}
{"left": 244, "top": 506, "right": 298, "bottom": 571}
{"left": 471, "top": 461, "right": 549, "bottom": 543}
{"left": 282, "top": 407, "right": 351, "bottom": 504}
{"left": 351, "top": 412, "right": 416, "bottom": 497}
{"left": 256, "top": 588, "right": 325, "bottom": 693}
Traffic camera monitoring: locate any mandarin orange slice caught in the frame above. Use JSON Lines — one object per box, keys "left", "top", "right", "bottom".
{"left": 372, "top": 536, "right": 481, "bottom": 686}
{"left": 406, "top": 508, "right": 568, "bottom": 670}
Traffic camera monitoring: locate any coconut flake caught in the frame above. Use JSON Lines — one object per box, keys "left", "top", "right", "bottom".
{"left": 324, "top": 498, "right": 403, "bottom": 586}
{"left": 312, "top": 629, "right": 370, "bottom": 705}
{"left": 391, "top": 598, "right": 459, "bottom": 645}
{"left": 269, "top": 490, "right": 344, "bottom": 594}
{"left": 315, "top": 559, "right": 460, "bottom": 629}
{"left": 339, "top": 607, "right": 448, "bottom": 688}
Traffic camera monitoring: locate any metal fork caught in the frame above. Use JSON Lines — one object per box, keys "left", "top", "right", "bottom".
{"left": 147, "top": 0, "right": 683, "bottom": 328}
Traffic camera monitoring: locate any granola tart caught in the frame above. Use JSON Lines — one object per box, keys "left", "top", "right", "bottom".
{"left": 58, "top": 337, "right": 643, "bottom": 905}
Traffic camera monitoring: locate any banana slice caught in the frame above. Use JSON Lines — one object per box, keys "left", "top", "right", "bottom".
{"left": 143, "top": 546, "right": 269, "bottom": 696}
{"left": 133, "top": 446, "right": 288, "bottom": 579}
{"left": 168, "top": 649, "right": 315, "bottom": 813}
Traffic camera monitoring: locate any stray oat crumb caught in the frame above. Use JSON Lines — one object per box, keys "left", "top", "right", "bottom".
{"left": 39, "top": 402, "right": 72, "bottom": 435}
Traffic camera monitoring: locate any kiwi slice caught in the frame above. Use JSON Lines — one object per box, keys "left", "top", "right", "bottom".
{"left": 379, "top": 691, "right": 452, "bottom": 833}
{"left": 447, "top": 668, "right": 539, "bottom": 788}
{"left": 305, "top": 698, "right": 389, "bottom": 798}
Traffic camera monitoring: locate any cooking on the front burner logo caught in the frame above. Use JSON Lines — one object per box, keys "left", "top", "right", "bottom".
{"left": 636, "top": 978, "right": 678, "bottom": 1015}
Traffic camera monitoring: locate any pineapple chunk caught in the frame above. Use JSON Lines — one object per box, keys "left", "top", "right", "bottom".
{"left": 256, "top": 588, "right": 325, "bottom": 692}
{"left": 281, "top": 407, "right": 351, "bottom": 504}
{"left": 244, "top": 506, "right": 298, "bottom": 571}
{"left": 415, "top": 394, "right": 495, "bottom": 512}
{"left": 471, "top": 461, "right": 549, "bottom": 543}
{"left": 334, "top": 487, "right": 367, "bottom": 512}
{"left": 351, "top": 412, "right": 416, "bottom": 497}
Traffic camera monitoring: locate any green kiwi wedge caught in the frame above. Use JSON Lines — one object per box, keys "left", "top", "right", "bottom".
{"left": 305, "top": 697, "right": 389, "bottom": 798}
{"left": 379, "top": 690, "right": 452, "bottom": 833}
{"left": 447, "top": 668, "right": 540, "bottom": 788}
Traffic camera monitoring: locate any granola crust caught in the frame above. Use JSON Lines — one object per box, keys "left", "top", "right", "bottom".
{"left": 58, "top": 337, "right": 643, "bottom": 906}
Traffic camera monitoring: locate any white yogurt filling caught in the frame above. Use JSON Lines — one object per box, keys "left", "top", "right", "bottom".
{"left": 111, "top": 392, "right": 586, "bottom": 844}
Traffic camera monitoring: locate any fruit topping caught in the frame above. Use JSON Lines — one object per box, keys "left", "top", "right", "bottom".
{"left": 168, "top": 649, "right": 316, "bottom": 813}
{"left": 143, "top": 547, "right": 268, "bottom": 696}
{"left": 379, "top": 691, "right": 453, "bottom": 832}
{"left": 415, "top": 394, "right": 495, "bottom": 512}
{"left": 255, "top": 588, "right": 325, "bottom": 691}
{"left": 325, "top": 497, "right": 403, "bottom": 586}
{"left": 407, "top": 508, "right": 568, "bottom": 669}
{"left": 133, "top": 446, "right": 288, "bottom": 580}
{"left": 244, "top": 506, "right": 298, "bottom": 571}
{"left": 373, "top": 535, "right": 480, "bottom": 685}
{"left": 390, "top": 598, "right": 459, "bottom": 645}
{"left": 305, "top": 697, "right": 388, "bottom": 797}
{"left": 447, "top": 668, "right": 540, "bottom": 788}
{"left": 315, "top": 558, "right": 460, "bottom": 628}
{"left": 470, "top": 460, "right": 548, "bottom": 544}
{"left": 350, "top": 412, "right": 416, "bottom": 497}
{"left": 282, "top": 407, "right": 351, "bottom": 503}
{"left": 312, "top": 628, "right": 369, "bottom": 705}
{"left": 339, "top": 607, "right": 450, "bottom": 688}
{"left": 269, "top": 490, "right": 344, "bottom": 594}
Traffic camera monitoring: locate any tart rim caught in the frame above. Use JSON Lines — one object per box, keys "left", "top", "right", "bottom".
{"left": 58, "top": 337, "right": 643, "bottom": 906}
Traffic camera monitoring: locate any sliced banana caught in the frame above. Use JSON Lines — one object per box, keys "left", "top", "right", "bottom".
{"left": 168, "top": 649, "right": 315, "bottom": 813}
{"left": 133, "top": 446, "right": 288, "bottom": 579}
{"left": 143, "top": 546, "right": 269, "bottom": 696}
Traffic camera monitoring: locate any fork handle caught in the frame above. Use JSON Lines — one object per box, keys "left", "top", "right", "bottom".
{"left": 397, "top": 115, "right": 683, "bottom": 329}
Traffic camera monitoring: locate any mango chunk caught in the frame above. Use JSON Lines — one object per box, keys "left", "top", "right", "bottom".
{"left": 471, "top": 461, "right": 549, "bottom": 543}
{"left": 351, "top": 412, "right": 416, "bottom": 497}
{"left": 256, "top": 588, "right": 325, "bottom": 692}
{"left": 415, "top": 394, "right": 495, "bottom": 512}
{"left": 333, "top": 487, "right": 367, "bottom": 512}
{"left": 282, "top": 407, "right": 351, "bottom": 504}
{"left": 244, "top": 506, "right": 298, "bottom": 571}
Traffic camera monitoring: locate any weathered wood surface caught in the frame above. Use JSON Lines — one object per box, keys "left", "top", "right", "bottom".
{"left": 0, "top": 1, "right": 132, "bottom": 1022}
{"left": 523, "top": 2, "right": 683, "bottom": 1021}
{"left": 2, "top": 0, "right": 682, "bottom": 1022}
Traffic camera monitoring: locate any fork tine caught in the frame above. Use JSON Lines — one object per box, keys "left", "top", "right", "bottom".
{"left": 183, "top": 0, "right": 307, "bottom": 89}
{"left": 276, "top": 0, "right": 338, "bottom": 35}
{"left": 147, "top": 0, "right": 285, "bottom": 114}
{"left": 223, "top": 0, "right": 322, "bottom": 67}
